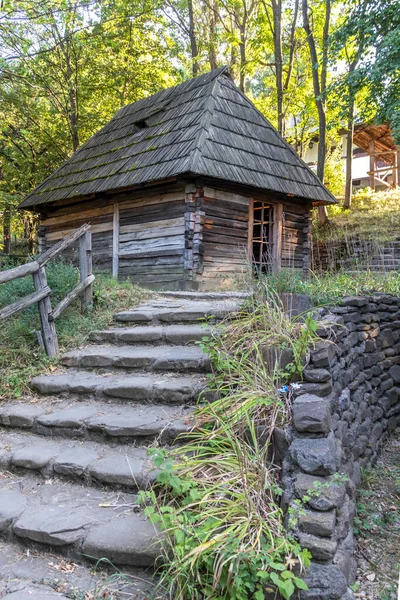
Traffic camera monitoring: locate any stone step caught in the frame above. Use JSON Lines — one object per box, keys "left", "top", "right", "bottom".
{"left": 0, "top": 431, "right": 156, "bottom": 490}
{"left": 61, "top": 344, "right": 210, "bottom": 372}
{"left": 0, "top": 399, "right": 194, "bottom": 443}
{"left": 114, "top": 298, "right": 242, "bottom": 324}
{"left": 0, "top": 540, "right": 156, "bottom": 599}
{"left": 0, "top": 472, "right": 160, "bottom": 568}
{"left": 89, "top": 323, "right": 210, "bottom": 345}
{"left": 31, "top": 370, "right": 207, "bottom": 403}
{"left": 157, "top": 291, "right": 249, "bottom": 300}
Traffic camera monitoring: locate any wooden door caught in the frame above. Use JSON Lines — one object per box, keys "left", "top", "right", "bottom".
{"left": 250, "top": 199, "right": 274, "bottom": 273}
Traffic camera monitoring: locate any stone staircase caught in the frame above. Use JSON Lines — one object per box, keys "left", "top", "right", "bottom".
{"left": 0, "top": 291, "right": 245, "bottom": 599}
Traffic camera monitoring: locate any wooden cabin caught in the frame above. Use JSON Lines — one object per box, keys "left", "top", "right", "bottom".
{"left": 19, "top": 67, "right": 336, "bottom": 291}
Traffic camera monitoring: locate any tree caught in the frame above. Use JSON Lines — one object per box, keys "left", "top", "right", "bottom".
{"left": 302, "top": 0, "right": 331, "bottom": 224}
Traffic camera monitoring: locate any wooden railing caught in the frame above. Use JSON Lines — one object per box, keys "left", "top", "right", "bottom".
{"left": 0, "top": 224, "right": 94, "bottom": 357}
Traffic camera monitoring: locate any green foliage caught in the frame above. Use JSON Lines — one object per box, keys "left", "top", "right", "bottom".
{"left": 140, "top": 285, "right": 320, "bottom": 599}
{"left": 314, "top": 188, "right": 400, "bottom": 243}
{"left": 266, "top": 269, "right": 400, "bottom": 306}
{"left": 0, "top": 261, "right": 150, "bottom": 398}
{"left": 334, "top": 0, "right": 400, "bottom": 142}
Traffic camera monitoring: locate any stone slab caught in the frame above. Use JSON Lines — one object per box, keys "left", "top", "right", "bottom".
{"left": 82, "top": 514, "right": 161, "bottom": 567}
{"left": 12, "top": 443, "right": 59, "bottom": 470}
{"left": 292, "top": 396, "right": 332, "bottom": 433}
{"left": 0, "top": 491, "right": 27, "bottom": 530}
{"left": 89, "top": 454, "right": 152, "bottom": 488}
{"left": 61, "top": 344, "right": 209, "bottom": 372}
{"left": 294, "top": 473, "right": 346, "bottom": 511}
{"left": 0, "top": 405, "right": 44, "bottom": 428}
{"left": 53, "top": 447, "right": 99, "bottom": 476}
{"left": 289, "top": 435, "right": 337, "bottom": 475}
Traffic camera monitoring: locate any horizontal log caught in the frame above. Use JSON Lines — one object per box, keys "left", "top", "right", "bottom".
{"left": 203, "top": 216, "right": 247, "bottom": 230}
{"left": 119, "top": 225, "right": 185, "bottom": 243}
{"left": 46, "top": 222, "right": 110, "bottom": 242}
{"left": 0, "top": 286, "right": 50, "bottom": 321}
{"left": 49, "top": 274, "right": 95, "bottom": 321}
{"left": 39, "top": 224, "right": 91, "bottom": 265}
{"left": 119, "top": 236, "right": 184, "bottom": 254}
{"left": 120, "top": 216, "right": 184, "bottom": 235}
{"left": 203, "top": 187, "right": 250, "bottom": 206}
{"left": 42, "top": 204, "right": 114, "bottom": 228}
{"left": 0, "top": 260, "right": 39, "bottom": 284}
{"left": 45, "top": 212, "right": 113, "bottom": 234}
{"left": 119, "top": 248, "right": 184, "bottom": 260}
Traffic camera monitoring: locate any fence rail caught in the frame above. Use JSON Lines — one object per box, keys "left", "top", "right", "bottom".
{"left": 0, "top": 224, "right": 93, "bottom": 356}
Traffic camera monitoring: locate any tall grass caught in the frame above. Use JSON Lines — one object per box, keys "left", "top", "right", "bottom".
{"left": 143, "top": 282, "right": 319, "bottom": 600}
{"left": 0, "top": 260, "right": 150, "bottom": 398}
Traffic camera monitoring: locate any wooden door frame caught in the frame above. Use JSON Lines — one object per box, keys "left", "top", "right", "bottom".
{"left": 248, "top": 199, "right": 283, "bottom": 273}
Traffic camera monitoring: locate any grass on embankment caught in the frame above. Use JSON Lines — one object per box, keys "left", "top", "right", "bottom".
{"left": 265, "top": 269, "right": 400, "bottom": 306}
{"left": 0, "top": 260, "right": 150, "bottom": 399}
{"left": 313, "top": 188, "right": 400, "bottom": 243}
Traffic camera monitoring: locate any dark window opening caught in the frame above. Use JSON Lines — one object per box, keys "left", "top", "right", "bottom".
{"left": 252, "top": 200, "right": 273, "bottom": 274}
{"left": 134, "top": 119, "right": 148, "bottom": 130}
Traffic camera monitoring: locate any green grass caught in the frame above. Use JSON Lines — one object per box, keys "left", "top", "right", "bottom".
{"left": 264, "top": 269, "right": 400, "bottom": 306}
{"left": 314, "top": 188, "right": 400, "bottom": 243}
{"left": 352, "top": 431, "right": 400, "bottom": 598}
{"left": 0, "top": 260, "right": 151, "bottom": 399}
{"left": 141, "top": 284, "right": 317, "bottom": 600}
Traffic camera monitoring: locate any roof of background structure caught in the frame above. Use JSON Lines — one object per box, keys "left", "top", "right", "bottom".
{"left": 353, "top": 123, "right": 395, "bottom": 165}
{"left": 19, "top": 66, "right": 336, "bottom": 209}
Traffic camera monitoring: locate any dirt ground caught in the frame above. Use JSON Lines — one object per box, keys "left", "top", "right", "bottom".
{"left": 352, "top": 429, "right": 400, "bottom": 599}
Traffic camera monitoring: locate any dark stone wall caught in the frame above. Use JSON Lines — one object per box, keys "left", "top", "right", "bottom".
{"left": 278, "top": 294, "right": 400, "bottom": 599}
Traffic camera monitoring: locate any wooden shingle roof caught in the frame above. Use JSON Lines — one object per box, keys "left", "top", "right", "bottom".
{"left": 20, "top": 67, "right": 336, "bottom": 209}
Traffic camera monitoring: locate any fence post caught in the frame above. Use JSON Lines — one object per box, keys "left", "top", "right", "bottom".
{"left": 79, "top": 230, "right": 93, "bottom": 312}
{"left": 33, "top": 267, "right": 59, "bottom": 356}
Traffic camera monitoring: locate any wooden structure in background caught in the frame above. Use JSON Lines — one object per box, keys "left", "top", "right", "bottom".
{"left": 0, "top": 224, "right": 93, "bottom": 356}
{"left": 353, "top": 123, "right": 400, "bottom": 190}
{"left": 19, "top": 68, "right": 335, "bottom": 290}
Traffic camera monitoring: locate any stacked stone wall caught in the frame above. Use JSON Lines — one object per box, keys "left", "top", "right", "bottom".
{"left": 278, "top": 294, "right": 400, "bottom": 599}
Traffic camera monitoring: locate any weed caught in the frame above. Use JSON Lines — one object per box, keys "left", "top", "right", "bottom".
{"left": 140, "top": 283, "right": 320, "bottom": 599}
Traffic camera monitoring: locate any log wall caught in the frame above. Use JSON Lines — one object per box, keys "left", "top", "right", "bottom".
{"left": 37, "top": 181, "right": 312, "bottom": 290}
{"left": 38, "top": 183, "right": 187, "bottom": 290}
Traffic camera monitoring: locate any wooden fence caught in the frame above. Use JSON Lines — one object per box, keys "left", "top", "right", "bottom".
{"left": 0, "top": 224, "right": 94, "bottom": 356}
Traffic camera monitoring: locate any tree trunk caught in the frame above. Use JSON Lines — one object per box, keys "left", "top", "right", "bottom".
{"left": 3, "top": 202, "right": 11, "bottom": 255}
{"left": 188, "top": 0, "right": 199, "bottom": 76}
{"left": 302, "top": 0, "right": 330, "bottom": 225}
{"left": 272, "top": 0, "right": 284, "bottom": 136}
{"left": 208, "top": 0, "right": 218, "bottom": 70}
{"left": 344, "top": 100, "right": 354, "bottom": 209}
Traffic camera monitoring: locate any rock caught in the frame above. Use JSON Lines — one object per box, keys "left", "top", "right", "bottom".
{"left": 3, "top": 584, "right": 69, "bottom": 599}
{"left": 13, "top": 506, "right": 101, "bottom": 546}
{"left": 12, "top": 443, "right": 58, "bottom": 470}
{"left": 380, "top": 329, "right": 394, "bottom": 348}
{"left": 279, "top": 293, "right": 313, "bottom": 317}
{"left": 0, "top": 491, "right": 27, "bottom": 530}
{"left": 89, "top": 454, "right": 153, "bottom": 488}
{"left": 299, "top": 509, "right": 336, "bottom": 537}
{"left": 292, "top": 381, "right": 333, "bottom": 398}
{"left": 334, "top": 530, "right": 356, "bottom": 584}
{"left": 303, "top": 369, "right": 332, "bottom": 383}
{"left": 82, "top": 514, "right": 161, "bottom": 567}
{"left": 342, "top": 297, "right": 367, "bottom": 307}
{"left": 289, "top": 434, "right": 337, "bottom": 475}
{"left": 294, "top": 473, "right": 346, "bottom": 511}
{"left": 37, "top": 405, "right": 97, "bottom": 430}
{"left": 298, "top": 533, "right": 337, "bottom": 560}
{"left": 292, "top": 396, "right": 331, "bottom": 434}
{"left": 53, "top": 447, "right": 99, "bottom": 476}
{"left": 311, "top": 341, "right": 336, "bottom": 368}
{"left": 389, "top": 365, "right": 400, "bottom": 384}
{"left": 300, "top": 563, "right": 347, "bottom": 599}
{"left": 0, "top": 404, "right": 44, "bottom": 428}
